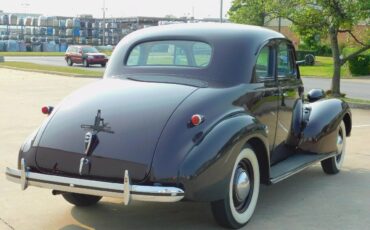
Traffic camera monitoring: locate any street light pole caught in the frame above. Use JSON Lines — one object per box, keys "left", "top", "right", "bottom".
{"left": 220, "top": 0, "right": 223, "bottom": 23}
{"left": 102, "top": 0, "right": 107, "bottom": 46}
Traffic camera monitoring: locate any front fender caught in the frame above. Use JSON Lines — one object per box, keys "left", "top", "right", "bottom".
{"left": 178, "top": 115, "right": 268, "bottom": 202}
{"left": 299, "top": 98, "right": 351, "bottom": 154}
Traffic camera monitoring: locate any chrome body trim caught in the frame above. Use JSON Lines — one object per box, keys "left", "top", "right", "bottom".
{"left": 5, "top": 161, "right": 184, "bottom": 204}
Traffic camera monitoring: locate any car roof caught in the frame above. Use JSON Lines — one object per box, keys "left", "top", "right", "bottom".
{"left": 128, "top": 23, "right": 284, "bottom": 43}
{"left": 69, "top": 45, "right": 94, "bottom": 48}
{"left": 105, "top": 23, "right": 288, "bottom": 86}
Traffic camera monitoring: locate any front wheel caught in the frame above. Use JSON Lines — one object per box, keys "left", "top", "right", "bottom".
{"left": 321, "top": 121, "right": 347, "bottom": 174}
{"left": 62, "top": 193, "right": 102, "bottom": 206}
{"left": 101, "top": 63, "right": 106, "bottom": 67}
{"left": 211, "top": 146, "right": 260, "bottom": 229}
{"left": 83, "top": 59, "right": 89, "bottom": 67}
{"left": 66, "top": 58, "right": 73, "bottom": 66}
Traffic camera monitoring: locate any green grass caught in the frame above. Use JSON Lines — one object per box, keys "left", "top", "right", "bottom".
{"left": 340, "top": 97, "right": 370, "bottom": 105}
{"left": 0, "top": 52, "right": 65, "bottom": 57}
{"left": 0, "top": 62, "right": 103, "bottom": 77}
{"left": 300, "top": 56, "right": 351, "bottom": 78}
{"left": 0, "top": 51, "right": 112, "bottom": 56}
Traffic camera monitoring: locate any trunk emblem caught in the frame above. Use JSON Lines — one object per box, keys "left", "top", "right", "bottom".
{"left": 79, "top": 110, "right": 114, "bottom": 175}
{"left": 81, "top": 109, "right": 114, "bottom": 156}
{"left": 81, "top": 110, "right": 114, "bottom": 135}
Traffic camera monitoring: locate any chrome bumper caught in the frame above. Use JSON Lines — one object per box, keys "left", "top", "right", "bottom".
{"left": 5, "top": 159, "right": 184, "bottom": 205}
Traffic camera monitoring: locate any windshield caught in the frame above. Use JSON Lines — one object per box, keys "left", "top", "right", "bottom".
{"left": 82, "top": 47, "right": 99, "bottom": 53}
{"left": 126, "top": 40, "right": 212, "bottom": 68}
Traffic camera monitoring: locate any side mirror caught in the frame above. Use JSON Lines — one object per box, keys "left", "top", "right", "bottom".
{"left": 307, "top": 89, "right": 325, "bottom": 102}
{"left": 296, "top": 54, "right": 315, "bottom": 66}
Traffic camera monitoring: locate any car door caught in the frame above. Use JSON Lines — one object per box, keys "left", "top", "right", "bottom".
{"left": 271, "top": 41, "right": 304, "bottom": 164}
{"left": 249, "top": 42, "right": 279, "bottom": 152}
{"left": 75, "top": 47, "right": 83, "bottom": 64}
{"left": 70, "top": 47, "right": 78, "bottom": 63}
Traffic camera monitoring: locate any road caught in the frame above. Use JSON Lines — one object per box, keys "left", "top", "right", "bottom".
{"left": 0, "top": 69, "right": 370, "bottom": 230}
{"left": 4, "top": 56, "right": 105, "bottom": 72}
{"left": 302, "top": 77, "right": 370, "bottom": 100}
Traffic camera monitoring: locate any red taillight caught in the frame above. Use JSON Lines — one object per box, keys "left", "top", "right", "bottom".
{"left": 191, "top": 114, "right": 203, "bottom": 126}
{"left": 41, "top": 106, "right": 53, "bottom": 115}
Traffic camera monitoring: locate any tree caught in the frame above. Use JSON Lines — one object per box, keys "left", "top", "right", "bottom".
{"left": 229, "top": 0, "right": 370, "bottom": 96}
{"left": 228, "top": 0, "right": 270, "bottom": 26}
{"left": 270, "top": 0, "right": 370, "bottom": 96}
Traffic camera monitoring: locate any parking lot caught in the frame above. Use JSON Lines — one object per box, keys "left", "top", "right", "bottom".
{"left": 0, "top": 68, "right": 369, "bottom": 230}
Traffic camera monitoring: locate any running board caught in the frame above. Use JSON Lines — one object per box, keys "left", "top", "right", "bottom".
{"left": 269, "top": 151, "right": 336, "bottom": 184}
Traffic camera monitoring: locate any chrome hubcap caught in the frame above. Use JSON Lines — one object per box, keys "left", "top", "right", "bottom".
{"left": 233, "top": 167, "right": 251, "bottom": 203}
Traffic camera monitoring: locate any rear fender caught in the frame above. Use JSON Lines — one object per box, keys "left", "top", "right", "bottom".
{"left": 178, "top": 115, "right": 269, "bottom": 202}
{"left": 299, "top": 98, "right": 351, "bottom": 154}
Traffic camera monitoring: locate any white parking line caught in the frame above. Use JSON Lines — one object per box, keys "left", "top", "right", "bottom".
{"left": 353, "top": 124, "right": 370, "bottom": 128}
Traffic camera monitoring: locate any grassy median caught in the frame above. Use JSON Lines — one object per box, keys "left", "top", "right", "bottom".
{"left": 0, "top": 52, "right": 65, "bottom": 56}
{"left": 0, "top": 61, "right": 103, "bottom": 77}
{"left": 0, "top": 51, "right": 112, "bottom": 56}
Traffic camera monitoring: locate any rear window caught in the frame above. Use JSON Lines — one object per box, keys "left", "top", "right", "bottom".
{"left": 126, "top": 40, "right": 212, "bottom": 67}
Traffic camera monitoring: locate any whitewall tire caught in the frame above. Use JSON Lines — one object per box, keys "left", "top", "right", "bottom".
{"left": 211, "top": 146, "right": 260, "bottom": 229}
{"left": 321, "top": 121, "right": 347, "bottom": 174}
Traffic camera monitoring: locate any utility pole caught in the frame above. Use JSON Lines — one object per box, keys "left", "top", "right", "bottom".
{"left": 278, "top": 17, "right": 281, "bottom": 32}
{"left": 102, "top": 0, "right": 107, "bottom": 46}
{"left": 220, "top": 0, "right": 223, "bottom": 23}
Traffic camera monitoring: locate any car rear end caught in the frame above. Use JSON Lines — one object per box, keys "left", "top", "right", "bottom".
{"left": 85, "top": 53, "right": 108, "bottom": 65}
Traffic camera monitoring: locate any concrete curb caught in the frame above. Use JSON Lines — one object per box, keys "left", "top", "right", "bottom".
{"left": 0, "top": 66, "right": 101, "bottom": 78}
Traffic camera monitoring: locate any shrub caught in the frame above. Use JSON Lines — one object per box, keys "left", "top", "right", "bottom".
{"left": 316, "top": 45, "right": 332, "bottom": 57}
{"left": 348, "top": 55, "right": 370, "bottom": 76}
{"left": 343, "top": 47, "right": 370, "bottom": 76}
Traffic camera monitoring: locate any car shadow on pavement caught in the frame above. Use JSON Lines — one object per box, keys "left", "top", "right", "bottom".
{"left": 62, "top": 165, "right": 369, "bottom": 230}
{"left": 67, "top": 200, "right": 221, "bottom": 230}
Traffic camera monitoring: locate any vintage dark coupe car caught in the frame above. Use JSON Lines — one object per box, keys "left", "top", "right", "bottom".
{"left": 6, "top": 24, "right": 351, "bottom": 228}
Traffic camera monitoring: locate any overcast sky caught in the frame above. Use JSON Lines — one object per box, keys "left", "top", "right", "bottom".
{"left": 1, "top": 0, "right": 233, "bottom": 19}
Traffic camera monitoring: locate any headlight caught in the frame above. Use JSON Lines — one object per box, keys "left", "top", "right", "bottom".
{"left": 87, "top": 55, "right": 94, "bottom": 59}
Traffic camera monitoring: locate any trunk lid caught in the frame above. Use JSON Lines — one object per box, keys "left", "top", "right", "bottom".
{"left": 35, "top": 78, "right": 197, "bottom": 182}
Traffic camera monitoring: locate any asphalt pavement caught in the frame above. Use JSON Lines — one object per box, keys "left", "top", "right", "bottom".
{"left": 302, "top": 77, "right": 370, "bottom": 100}
{"left": 0, "top": 69, "right": 370, "bottom": 230}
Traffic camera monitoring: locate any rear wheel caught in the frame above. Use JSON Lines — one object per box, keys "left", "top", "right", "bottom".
{"left": 83, "top": 59, "right": 89, "bottom": 67}
{"left": 62, "top": 193, "right": 102, "bottom": 206}
{"left": 67, "top": 58, "right": 73, "bottom": 66}
{"left": 321, "top": 121, "right": 346, "bottom": 174}
{"left": 101, "top": 63, "right": 106, "bottom": 67}
{"left": 211, "top": 146, "right": 260, "bottom": 229}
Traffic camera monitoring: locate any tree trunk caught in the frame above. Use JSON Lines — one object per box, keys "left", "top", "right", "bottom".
{"left": 329, "top": 27, "right": 341, "bottom": 97}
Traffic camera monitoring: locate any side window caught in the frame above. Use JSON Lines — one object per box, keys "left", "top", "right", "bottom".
{"left": 255, "top": 46, "right": 273, "bottom": 80}
{"left": 277, "top": 43, "right": 297, "bottom": 78}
